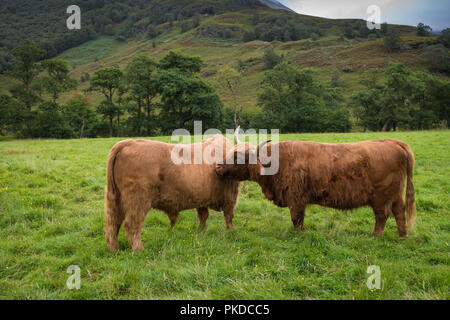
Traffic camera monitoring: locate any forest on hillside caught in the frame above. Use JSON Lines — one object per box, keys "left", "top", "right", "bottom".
{"left": 1, "top": 31, "right": 449, "bottom": 138}
{"left": 0, "top": 2, "right": 449, "bottom": 138}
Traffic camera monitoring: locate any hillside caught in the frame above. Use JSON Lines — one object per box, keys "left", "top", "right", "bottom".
{"left": 0, "top": 0, "right": 416, "bottom": 70}
{"left": 1, "top": 5, "right": 431, "bottom": 112}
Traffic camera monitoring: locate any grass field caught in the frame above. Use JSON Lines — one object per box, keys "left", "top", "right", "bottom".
{"left": 0, "top": 131, "right": 449, "bottom": 299}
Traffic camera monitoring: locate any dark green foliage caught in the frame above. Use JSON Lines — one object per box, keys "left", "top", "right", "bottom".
{"left": 180, "top": 21, "right": 193, "bottom": 33}
{"left": 383, "top": 29, "right": 403, "bottom": 52}
{"left": 248, "top": 14, "right": 312, "bottom": 43}
{"left": 125, "top": 54, "right": 158, "bottom": 135}
{"left": 416, "top": 23, "right": 432, "bottom": 37}
{"left": 257, "top": 63, "right": 351, "bottom": 133}
{"left": 40, "top": 59, "right": 78, "bottom": 102}
{"left": 155, "top": 52, "right": 222, "bottom": 134}
{"left": 422, "top": 44, "right": 450, "bottom": 73}
{"left": 159, "top": 51, "right": 202, "bottom": 73}
{"left": 193, "top": 14, "right": 201, "bottom": 28}
{"left": 438, "top": 28, "right": 450, "bottom": 48}
{"left": 62, "top": 97, "right": 99, "bottom": 138}
{"left": 263, "top": 47, "right": 283, "bottom": 70}
{"left": 0, "top": 94, "right": 22, "bottom": 135}
{"left": 343, "top": 24, "right": 354, "bottom": 39}
{"left": 7, "top": 40, "right": 45, "bottom": 109}
{"left": 146, "top": 25, "right": 160, "bottom": 39}
{"left": 35, "top": 102, "right": 72, "bottom": 138}
{"left": 87, "top": 67, "right": 123, "bottom": 137}
{"left": 351, "top": 63, "right": 450, "bottom": 131}
{"left": 0, "top": 0, "right": 265, "bottom": 72}
{"left": 381, "top": 22, "right": 388, "bottom": 36}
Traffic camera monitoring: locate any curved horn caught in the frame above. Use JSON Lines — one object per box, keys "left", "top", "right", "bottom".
{"left": 234, "top": 125, "right": 241, "bottom": 144}
{"left": 257, "top": 139, "right": 271, "bottom": 157}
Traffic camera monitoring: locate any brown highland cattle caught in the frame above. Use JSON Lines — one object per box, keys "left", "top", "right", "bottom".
{"left": 105, "top": 135, "right": 241, "bottom": 251}
{"left": 216, "top": 127, "right": 416, "bottom": 237}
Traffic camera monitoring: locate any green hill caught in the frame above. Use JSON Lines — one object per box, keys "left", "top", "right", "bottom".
{"left": 0, "top": 4, "right": 434, "bottom": 110}
{"left": 1, "top": 1, "right": 447, "bottom": 137}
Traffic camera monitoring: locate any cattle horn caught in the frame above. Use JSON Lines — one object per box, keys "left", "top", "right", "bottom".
{"left": 234, "top": 125, "right": 241, "bottom": 144}
{"left": 257, "top": 139, "right": 271, "bottom": 157}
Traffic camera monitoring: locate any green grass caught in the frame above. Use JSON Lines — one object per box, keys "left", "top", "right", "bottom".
{"left": 0, "top": 131, "right": 448, "bottom": 299}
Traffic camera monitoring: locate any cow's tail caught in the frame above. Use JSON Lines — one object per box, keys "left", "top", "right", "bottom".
{"left": 398, "top": 141, "right": 416, "bottom": 230}
{"left": 104, "top": 140, "right": 131, "bottom": 251}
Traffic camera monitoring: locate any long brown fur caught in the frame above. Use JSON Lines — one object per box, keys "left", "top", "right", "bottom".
{"left": 105, "top": 135, "right": 241, "bottom": 251}
{"left": 216, "top": 139, "right": 416, "bottom": 237}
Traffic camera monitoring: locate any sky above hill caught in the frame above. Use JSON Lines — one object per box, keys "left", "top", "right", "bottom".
{"left": 279, "top": 0, "right": 450, "bottom": 31}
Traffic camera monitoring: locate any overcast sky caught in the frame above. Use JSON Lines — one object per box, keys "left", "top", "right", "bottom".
{"left": 279, "top": 0, "right": 450, "bottom": 31}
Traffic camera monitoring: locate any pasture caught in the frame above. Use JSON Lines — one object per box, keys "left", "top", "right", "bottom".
{"left": 0, "top": 131, "right": 448, "bottom": 299}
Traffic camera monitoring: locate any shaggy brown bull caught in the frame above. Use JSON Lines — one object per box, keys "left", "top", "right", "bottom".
{"left": 216, "top": 128, "right": 416, "bottom": 238}
{"left": 105, "top": 135, "right": 241, "bottom": 251}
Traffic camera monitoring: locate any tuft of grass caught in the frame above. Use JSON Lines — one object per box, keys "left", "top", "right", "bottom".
{"left": 0, "top": 131, "right": 449, "bottom": 299}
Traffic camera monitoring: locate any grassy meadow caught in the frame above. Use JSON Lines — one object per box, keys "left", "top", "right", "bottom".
{"left": 0, "top": 130, "right": 449, "bottom": 299}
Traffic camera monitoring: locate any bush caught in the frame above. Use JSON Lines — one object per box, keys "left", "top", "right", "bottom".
{"left": 384, "top": 30, "right": 402, "bottom": 52}
{"left": 263, "top": 47, "right": 283, "bottom": 70}
{"left": 422, "top": 44, "right": 450, "bottom": 73}
{"left": 438, "top": 28, "right": 450, "bottom": 48}
{"left": 417, "top": 23, "right": 432, "bottom": 36}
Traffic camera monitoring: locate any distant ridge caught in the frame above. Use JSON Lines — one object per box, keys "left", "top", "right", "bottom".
{"left": 258, "top": 0, "right": 295, "bottom": 13}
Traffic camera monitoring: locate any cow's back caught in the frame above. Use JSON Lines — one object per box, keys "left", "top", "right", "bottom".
{"left": 113, "top": 136, "right": 239, "bottom": 212}
{"left": 263, "top": 139, "right": 410, "bottom": 209}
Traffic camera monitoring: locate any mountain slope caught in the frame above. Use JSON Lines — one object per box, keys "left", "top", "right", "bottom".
{"left": 258, "top": 0, "right": 295, "bottom": 12}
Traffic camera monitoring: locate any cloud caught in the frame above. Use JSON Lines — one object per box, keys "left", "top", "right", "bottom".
{"left": 279, "top": 0, "right": 449, "bottom": 30}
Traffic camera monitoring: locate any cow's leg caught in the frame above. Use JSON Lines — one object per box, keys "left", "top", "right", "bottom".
{"left": 104, "top": 198, "right": 125, "bottom": 252}
{"left": 289, "top": 204, "right": 306, "bottom": 232}
{"left": 223, "top": 205, "right": 235, "bottom": 230}
{"left": 122, "top": 194, "right": 151, "bottom": 251}
{"left": 392, "top": 198, "right": 408, "bottom": 238}
{"left": 372, "top": 207, "right": 389, "bottom": 237}
{"left": 197, "top": 207, "right": 209, "bottom": 229}
{"left": 168, "top": 211, "right": 179, "bottom": 228}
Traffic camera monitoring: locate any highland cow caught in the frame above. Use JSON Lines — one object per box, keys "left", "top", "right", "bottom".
{"left": 216, "top": 127, "right": 416, "bottom": 237}
{"left": 105, "top": 135, "right": 241, "bottom": 251}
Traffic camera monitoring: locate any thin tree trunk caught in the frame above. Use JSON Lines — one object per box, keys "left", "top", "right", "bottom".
{"left": 109, "top": 116, "right": 113, "bottom": 138}
{"left": 117, "top": 112, "right": 120, "bottom": 137}
{"left": 80, "top": 119, "right": 85, "bottom": 138}
{"left": 137, "top": 98, "right": 142, "bottom": 136}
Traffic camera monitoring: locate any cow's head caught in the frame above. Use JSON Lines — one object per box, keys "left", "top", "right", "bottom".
{"left": 215, "top": 126, "right": 271, "bottom": 181}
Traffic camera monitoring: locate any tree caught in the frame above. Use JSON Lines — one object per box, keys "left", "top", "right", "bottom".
{"left": 422, "top": 44, "right": 450, "bottom": 73}
{"left": 125, "top": 54, "right": 158, "bottom": 135}
{"left": 0, "top": 94, "right": 24, "bottom": 135}
{"left": 410, "top": 71, "right": 450, "bottom": 129}
{"left": 257, "top": 63, "right": 349, "bottom": 133}
{"left": 217, "top": 66, "right": 243, "bottom": 128}
{"left": 379, "top": 63, "right": 416, "bottom": 131}
{"left": 88, "top": 67, "right": 123, "bottom": 137}
{"left": 380, "top": 23, "right": 388, "bottom": 36}
{"left": 438, "top": 28, "right": 450, "bottom": 48}
{"left": 96, "top": 100, "right": 118, "bottom": 138}
{"left": 40, "top": 59, "right": 77, "bottom": 102}
{"left": 158, "top": 51, "right": 202, "bottom": 73}
{"left": 156, "top": 52, "right": 222, "bottom": 134}
{"left": 36, "top": 101, "right": 71, "bottom": 138}
{"left": 351, "top": 72, "right": 385, "bottom": 131}
{"left": 62, "top": 96, "right": 98, "bottom": 138}
{"left": 416, "top": 23, "right": 432, "bottom": 36}
{"left": 8, "top": 40, "right": 45, "bottom": 110}
{"left": 343, "top": 24, "right": 354, "bottom": 39}
{"left": 156, "top": 70, "right": 223, "bottom": 134}
{"left": 263, "top": 47, "right": 283, "bottom": 70}
{"left": 383, "top": 29, "right": 403, "bottom": 52}
{"left": 193, "top": 14, "right": 201, "bottom": 28}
